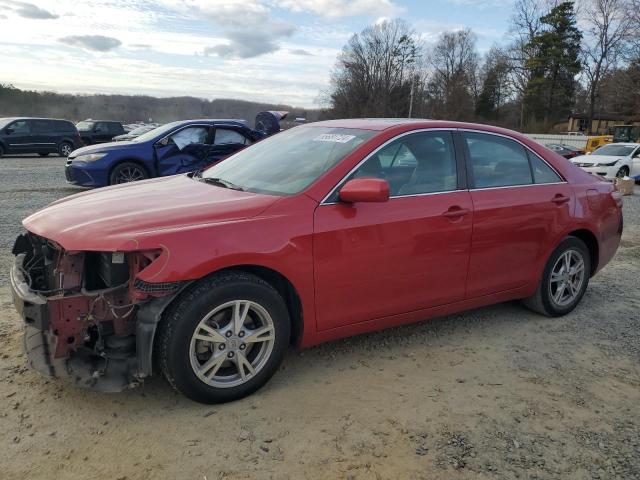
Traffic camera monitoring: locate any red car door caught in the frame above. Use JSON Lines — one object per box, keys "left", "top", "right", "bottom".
{"left": 313, "top": 130, "right": 473, "bottom": 331}
{"left": 462, "top": 131, "right": 574, "bottom": 298}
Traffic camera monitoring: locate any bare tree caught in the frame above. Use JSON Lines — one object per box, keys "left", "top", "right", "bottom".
{"left": 580, "top": 0, "right": 633, "bottom": 133}
{"left": 328, "top": 19, "right": 421, "bottom": 118}
{"left": 504, "top": 0, "right": 548, "bottom": 129}
{"left": 425, "top": 29, "right": 479, "bottom": 120}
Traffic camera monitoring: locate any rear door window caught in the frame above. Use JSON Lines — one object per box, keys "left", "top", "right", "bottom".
{"left": 214, "top": 128, "right": 249, "bottom": 145}
{"left": 464, "top": 132, "right": 533, "bottom": 188}
{"left": 33, "top": 120, "right": 53, "bottom": 134}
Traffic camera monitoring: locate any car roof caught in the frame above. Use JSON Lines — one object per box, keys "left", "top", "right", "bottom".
{"left": 307, "top": 118, "right": 527, "bottom": 134}
{"left": 1, "top": 117, "right": 73, "bottom": 122}
{"left": 171, "top": 119, "right": 249, "bottom": 127}
{"left": 605, "top": 142, "right": 639, "bottom": 147}
{"left": 79, "top": 120, "right": 122, "bottom": 123}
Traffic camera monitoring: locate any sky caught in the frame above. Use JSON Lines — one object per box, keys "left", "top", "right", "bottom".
{"left": 0, "top": 0, "right": 515, "bottom": 108}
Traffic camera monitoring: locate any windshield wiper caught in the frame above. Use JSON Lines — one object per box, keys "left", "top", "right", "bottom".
{"left": 200, "top": 176, "right": 245, "bottom": 191}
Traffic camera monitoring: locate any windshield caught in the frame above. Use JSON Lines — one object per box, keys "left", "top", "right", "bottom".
{"left": 593, "top": 144, "right": 635, "bottom": 156}
{"left": 0, "top": 118, "right": 15, "bottom": 129}
{"left": 132, "top": 121, "right": 182, "bottom": 143}
{"left": 76, "top": 121, "right": 94, "bottom": 131}
{"left": 202, "top": 126, "right": 376, "bottom": 196}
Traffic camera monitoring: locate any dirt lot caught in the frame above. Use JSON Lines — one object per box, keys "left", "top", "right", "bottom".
{"left": 1, "top": 155, "right": 639, "bottom": 480}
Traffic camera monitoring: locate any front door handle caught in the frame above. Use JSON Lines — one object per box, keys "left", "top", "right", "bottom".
{"left": 551, "top": 194, "right": 570, "bottom": 205}
{"left": 442, "top": 206, "right": 470, "bottom": 219}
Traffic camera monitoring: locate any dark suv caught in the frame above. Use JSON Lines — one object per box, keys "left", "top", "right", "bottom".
{"left": 76, "top": 120, "right": 125, "bottom": 145}
{"left": 0, "top": 117, "right": 82, "bottom": 157}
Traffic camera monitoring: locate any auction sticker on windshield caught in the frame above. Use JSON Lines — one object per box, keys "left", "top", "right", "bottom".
{"left": 313, "top": 133, "right": 356, "bottom": 143}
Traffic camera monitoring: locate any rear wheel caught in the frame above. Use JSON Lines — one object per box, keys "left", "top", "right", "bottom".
{"left": 58, "top": 142, "right": 73, "bottom": 157}
{"left": 157, "top": 272, "right": 290, "bottom": 404}
{"left": 523, "top": 237, "right": 591, "bottom": 317}
{"left": 109, "top": 162, "right": 148, "bottom": 185}
{"left": 0, "top": 144, "right": 4, "bottom": 157}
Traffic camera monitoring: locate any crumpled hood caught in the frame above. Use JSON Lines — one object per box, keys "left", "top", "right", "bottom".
{"left": 23, "top": 175, "right": 279, "bottom": 251}
{"left": 70, "top": 141, "right": 138, "bottom": 157}
{"left": 571, "top": 155, "right": 621, "bottom": 165}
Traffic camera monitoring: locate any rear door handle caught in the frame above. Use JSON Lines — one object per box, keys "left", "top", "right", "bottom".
{"left": 551, "top": 194, "right": 570, "bottom": 205}
{"left": 442, "top": 207, "right": 470, "bottom": 219}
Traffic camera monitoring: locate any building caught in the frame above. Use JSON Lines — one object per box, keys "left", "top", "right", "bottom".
{"left": 567, "top": 114, "right": 640, "bottom": 135}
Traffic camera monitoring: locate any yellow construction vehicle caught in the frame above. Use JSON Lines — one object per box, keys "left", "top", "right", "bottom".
{"left": 585, "top": 135, "right": 613, "bottom": 152}
{"left": 612, "top": 125, "right": 640, "bottom": 143}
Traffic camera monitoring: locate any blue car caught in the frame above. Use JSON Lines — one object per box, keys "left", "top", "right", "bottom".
{"left": 65, "top": 118, "right": 275, "bottom": 187}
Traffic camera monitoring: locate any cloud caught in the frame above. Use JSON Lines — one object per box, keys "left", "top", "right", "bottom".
{"left": 0, "top": 1, "right": 58, "bottom": 19}
{"left": 59, "top": 35, "right": 122, "bottom": 52}
{"left": 185, "top": 0, "right": 295, "bottom": 58}
{"left": 290, "top": 48, "right": 313, "bottom": 56}
{"left": 279, "top": 0, "right": 402, "bottom": 18}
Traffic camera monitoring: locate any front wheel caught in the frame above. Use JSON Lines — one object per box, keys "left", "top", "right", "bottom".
{"left": 109, "top": 162, "right": 148, "bottom": 185}
{"left": 616, "top": 166, "right": 629, "bottom": 178}
{"left": 523, "top": 237, "right": 591, "bottom": 317}
{"left": 157, "top": 272, "right": 290, "bottom": 404}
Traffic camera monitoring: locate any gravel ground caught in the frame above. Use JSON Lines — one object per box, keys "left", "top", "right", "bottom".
{"left": 0, "top": 155, "right": 639, "bottom": 480}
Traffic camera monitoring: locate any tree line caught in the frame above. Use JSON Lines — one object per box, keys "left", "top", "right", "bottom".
{"left": 325, "top": 0, "right": 640, "bottom": 133}
{"left": 0, "top": 84, "right": 319, "bottom": 125}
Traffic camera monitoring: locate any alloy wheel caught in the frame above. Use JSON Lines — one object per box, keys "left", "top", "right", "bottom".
{"left": 189, "top": 300, "right": 276, "bottom": 389}
{"left": 60, "top": 144, "right": 73, "bottom": 156}
{"left": 114, "top": 165, "right": 145, "bottom": 183}
{"left": 548, "top": 249, "right": 585, "bottom": 307}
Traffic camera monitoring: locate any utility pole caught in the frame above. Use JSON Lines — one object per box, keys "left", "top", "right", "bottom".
{"left": 408, "top": 75, "right": 415, "bottom": 118}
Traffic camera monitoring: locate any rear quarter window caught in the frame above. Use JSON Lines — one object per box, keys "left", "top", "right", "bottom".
{"left": 55, "top": 120, "right": 76, "bottom": 132}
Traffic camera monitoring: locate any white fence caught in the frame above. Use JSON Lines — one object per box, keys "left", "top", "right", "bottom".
{"left": 524, "top": 134, "right": 589, "bottom": 149}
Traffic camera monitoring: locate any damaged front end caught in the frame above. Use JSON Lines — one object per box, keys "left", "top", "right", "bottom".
{"left": 10, "top": 233, "right": 185, "bottom": 392}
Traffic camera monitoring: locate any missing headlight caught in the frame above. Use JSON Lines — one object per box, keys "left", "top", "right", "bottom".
{"left": 84, "top": 252, "right": 129, "bottom": 290}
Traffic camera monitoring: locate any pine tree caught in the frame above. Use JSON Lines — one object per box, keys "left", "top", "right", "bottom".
{"left": 524, "top": 2, "right": 582, "bottom": 127}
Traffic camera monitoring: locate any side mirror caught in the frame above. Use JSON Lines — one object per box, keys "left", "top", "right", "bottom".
{"left": 155, "top": 137, "right": 169, "bottom": 147}
{"left": 339, "top": 178, "right": 390, "bottom": 203}
{"left": 5, "top": 127, "right": 13, "bottom": 135}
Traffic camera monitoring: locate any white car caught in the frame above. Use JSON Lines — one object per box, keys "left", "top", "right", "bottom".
{"left": 571, "top": 143, "right": 640, "bottom": 180}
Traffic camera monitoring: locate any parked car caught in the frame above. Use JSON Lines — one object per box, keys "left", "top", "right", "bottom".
{"left": 112, "top": 124, "right": 160, "bottom": 142}
{"left": 546, "top": 143, "right": 584, "bottom": 159}
{"left": 11, "top": 119, "right": 622, "bottom": 403}
{"left": 76, "top": 120, "right": 125, "bottom": 145}
{"left": 0, "top": 117, "right": 82, "bottom": 157}
{"left": 571, "top": 142, "right": 640, "bottom": 179}
{"left": 65, "top": 119, "right": 267, "bottom": 187}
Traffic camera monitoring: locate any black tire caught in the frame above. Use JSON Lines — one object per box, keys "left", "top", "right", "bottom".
{"left": 616, "top": 166, "right": 629, "bottom": 178}
{"left": 522, "top": 237, "right": 591, "bottom": 317}
{"left": 58, "top": 142, "right": 73, "bottom": 157}
{"left": 39, "top": 153, "right": 49, "bottom": 157}
{"left": 0, "top": 144, "right": 4, "bottom": 157}
{"left": 157, "top": 271, "right": 290, "bottom": 404}
{"left": 109, "top": 162, "right": 149, "bottom": 185}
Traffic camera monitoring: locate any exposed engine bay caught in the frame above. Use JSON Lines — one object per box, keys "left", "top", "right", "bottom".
{"left": 11, "top": 232, "right": 184, "bottom": 392}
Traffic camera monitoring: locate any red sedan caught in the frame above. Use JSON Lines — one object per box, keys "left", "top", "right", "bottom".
{"left": 11, "top": 119, "right": 623, "bottom": 403}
